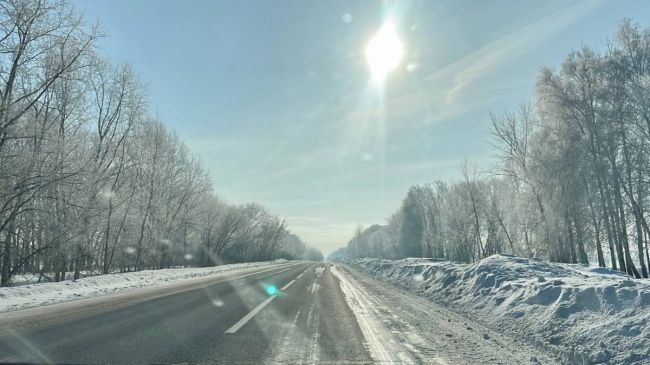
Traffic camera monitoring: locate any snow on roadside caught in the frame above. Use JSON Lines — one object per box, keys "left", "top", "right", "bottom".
{"left": 346, "top": 255, "right": 650, "bottom": 365}
{"left": 0, "top": 260, "right": 289, "bottom": 313}
{"left": 330, "top": 265, "right": 417, "bottom": 364}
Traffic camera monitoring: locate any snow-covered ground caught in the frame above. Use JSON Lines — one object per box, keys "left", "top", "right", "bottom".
{"left": 0, "top": 260, "right": 288, "bottom": 313}
{"left": 345, "top": 255, "right": 650, "bottom": 365}
{"left": 332, "top": 263, "right": 559, "bottom": 364}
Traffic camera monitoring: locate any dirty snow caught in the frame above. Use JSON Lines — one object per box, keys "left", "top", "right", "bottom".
{"left": 332, "top": 263, "right": 559, "bottom": 364}
{"left": 0, "top": 260, "right": 289, "bottom": 312}
{"left": 331, "top": 264, "right": 418, "bottom": 364}
{"left": 346, "top": 255, "right": 650, "bottom": 365}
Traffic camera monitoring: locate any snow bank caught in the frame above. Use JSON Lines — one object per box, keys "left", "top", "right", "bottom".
{"left": 0, "top": 260, "right": 288, "bottom": 313}
{"left": 346, "top": 255, "right": 650, "bottom": 365}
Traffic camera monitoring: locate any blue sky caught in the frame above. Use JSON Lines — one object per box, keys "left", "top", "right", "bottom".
{"left": 72, "top": 0, "right": 650, "bottom": 255}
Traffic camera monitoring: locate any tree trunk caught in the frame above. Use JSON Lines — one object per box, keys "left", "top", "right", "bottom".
{"left": 586, "top": 180, "right": 605, "bottom": 267}
{"left": 1, "top": 231, "right": 12, "bottom": 287}
{"left": 102, "top": 198, "right": 113, "bottom": 274}
{"left": 572, "top": 209, "right": 589, "bottom": 265}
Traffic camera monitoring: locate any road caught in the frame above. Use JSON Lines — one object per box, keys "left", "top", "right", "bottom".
{"left": 0, "top": 262, "right": 558, "bottom": 364}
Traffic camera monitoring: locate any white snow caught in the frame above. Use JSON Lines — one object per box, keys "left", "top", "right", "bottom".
{"left": 0, "top": 260, "right": 289, "bottom": 313}
{"left": 346, "top": 255, "right": 650, "bottom": 365}
{"left": 331, "top": 265, "right": 418, "bottom": 364}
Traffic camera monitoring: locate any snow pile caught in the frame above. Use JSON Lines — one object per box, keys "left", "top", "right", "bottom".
{"left": 346, "top": 255, "right": 650, "bottom": 365}
{"left": 0, "top": 260, "right": 289, "bottom": 312}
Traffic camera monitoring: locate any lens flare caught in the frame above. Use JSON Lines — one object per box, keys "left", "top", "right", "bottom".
{"left": 265, "top": 285, "right": 278, "bottom": 296}
{"left": 365, "top": 21, "right": 404, "bottom": 83}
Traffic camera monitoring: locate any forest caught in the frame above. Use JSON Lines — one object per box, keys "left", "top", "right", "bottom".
{"left": 332, "top": 20, "right": 650, "bottom": 279}
{"left": 0, "top": 0, "right": 322, "bottom": 287}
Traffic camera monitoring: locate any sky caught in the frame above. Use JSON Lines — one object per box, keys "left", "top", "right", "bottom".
{"left": 71, "top": 0, "right": 650, "bottom": 256}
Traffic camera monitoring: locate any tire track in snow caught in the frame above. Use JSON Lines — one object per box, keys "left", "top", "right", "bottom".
{"left": 339, "top": 264, "right": 559, "bottom": 365}
{"left": 330, "top": 264, "right": 417, "bottom": 364}
{"left": 308, "top": 266, "right": 325, "bottom": 294}
{"left": 271, "top": 264, "right": 323, "bottom": 364}
{"left": 308, "top": 331, "right": 320, "bottom": 364}
{"left": 272, "top": 308, "right": 304, "bottom": 363}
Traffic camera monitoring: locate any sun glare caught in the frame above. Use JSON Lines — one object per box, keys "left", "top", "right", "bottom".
{"left": 365, "top": 21, "right": 404, "bottom": 83}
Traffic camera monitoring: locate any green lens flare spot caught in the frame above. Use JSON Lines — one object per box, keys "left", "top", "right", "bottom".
{"left": 266, "top": 285, "right": 278, "bottom": 296}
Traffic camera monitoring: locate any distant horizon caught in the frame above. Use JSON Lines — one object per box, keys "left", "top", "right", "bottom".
{"left": 72, "top": 0, "right": 650, "bottom": 256}
{"left": 2, "top": 2, "right": 648, "bottom": 362}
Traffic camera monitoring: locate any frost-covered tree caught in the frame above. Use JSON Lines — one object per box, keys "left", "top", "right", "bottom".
{"left": 338, "top": 20, "right": 650, "bottom": 278}
{"left": 0, "top": 0, "right": 312, "bottom": 286}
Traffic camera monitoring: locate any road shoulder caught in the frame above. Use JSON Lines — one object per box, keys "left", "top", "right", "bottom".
{"left": 333, "top": 263, "right": 560, "bottom": 365}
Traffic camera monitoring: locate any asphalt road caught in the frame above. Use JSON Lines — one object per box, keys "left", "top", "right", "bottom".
{"left": 0, "top": 262, "right": 561, "bottom": 364}
{"left": 0, "top": 263, "right": 372, "bottom": 364}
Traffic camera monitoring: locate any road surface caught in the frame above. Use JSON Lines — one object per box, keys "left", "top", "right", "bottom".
{"left": 0, "top": 262, "right": 558, "bottom": 364}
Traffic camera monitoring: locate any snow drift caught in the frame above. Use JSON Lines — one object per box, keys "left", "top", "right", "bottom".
{"left": 346, "top": 255, "right": 650, "bottom": 365}
{"left": 0, "top": 260, "right": 289, "bottom": 313}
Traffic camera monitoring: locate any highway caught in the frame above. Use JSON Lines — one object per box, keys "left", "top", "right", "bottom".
{"left": 0, "top": 262, "right": 558, "bottom": 364}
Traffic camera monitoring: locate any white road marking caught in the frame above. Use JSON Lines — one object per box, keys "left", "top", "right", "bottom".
{"left": 281, "top": 280, "right": 296, "bottom": 290}
{"left": 225, "top": 295, "right": 277, "bottom": 334}
{"left": 297, "top": 264, "right": 315, "bottom": 280}
{"left": 225, "top": 264, "right": 310, "bottom": 334}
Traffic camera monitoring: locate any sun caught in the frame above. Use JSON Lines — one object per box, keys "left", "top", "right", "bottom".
{"left": 365, "top": 21, "right": 404, "bottom": 83}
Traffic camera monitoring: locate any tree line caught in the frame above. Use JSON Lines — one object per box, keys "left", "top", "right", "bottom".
{"left": 0, "top": 0, "right": 321, "bottom": 287}
{"left": 331, "top": 20, "right": 650, "bottom": 278}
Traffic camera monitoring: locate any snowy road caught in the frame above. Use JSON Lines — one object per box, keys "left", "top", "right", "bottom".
{"left": 0, "top": 262, "right": 557, "bottom": 364}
